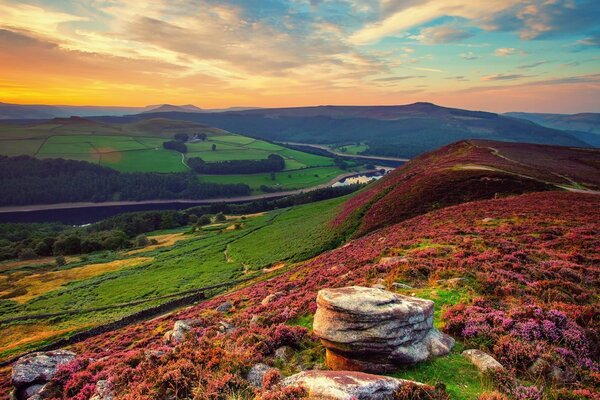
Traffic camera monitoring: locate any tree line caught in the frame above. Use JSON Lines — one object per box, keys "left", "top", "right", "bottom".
{"left": 187, "top": 153, "right": 286, "bottom": 174}
{"left": 0, "top": 156, "right": 250, "bottom": 206}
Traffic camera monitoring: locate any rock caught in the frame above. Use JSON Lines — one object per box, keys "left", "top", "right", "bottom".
{"left": 437, "top": 278, "right": 465, "bottom": 288}
{"left": 392, "top": 282, "right": 413, "bottom": 289}
{"left": 462, "top": 349, "right": 504, "bottom": 373}
{"left": 282, "top": 370, "right": 413, "bottom": 400}
{"left": 482, "top": 218, "right": 494, "bottom": 223}
{"left": 163, "top": 319, "right": 202, "bottom": 344}
{"left": 144, "top": 350, "right": 166, "bottom": 360}
{"left": 371, "top": 284, "right": 386, "bottom": 290}
{"left": 247, "top": 363, "right": 275, "bottom": 389}
{"left": 21, "top": 383, "right": 45, "bottom": 399}
{"left": 378, "top": 257, "right": 408, "bottom": 266}
{"left": 528, "top": 358, "right": 550, "bottom": 377}
{"left": 274, "top": 346, "right": 295, "bottom": 362}
{"left": 90, "top": 380, "right": 114, "bottom": 400}
{"left": 216, "top": 301, "right": 233, "bottom": 312}
{"left": 218, "top": 320, "right": 236, "bottom": 334}
{"left": 261, "top": 291, "right": 284, "bottom": 306}
{"left": 12, "top": 350, "right": 76, "bottom": 388}
{"left": 313, "top": 286, "right": 454, "bottom": 373}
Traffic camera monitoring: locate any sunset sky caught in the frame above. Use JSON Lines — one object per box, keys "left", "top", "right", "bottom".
{"left": 0, "top": 0, "right": 599, "bottom": 112}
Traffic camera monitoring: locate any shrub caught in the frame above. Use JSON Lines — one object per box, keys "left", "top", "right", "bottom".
{"left": 18, "top": 247, "right": 37, "bottom": 260}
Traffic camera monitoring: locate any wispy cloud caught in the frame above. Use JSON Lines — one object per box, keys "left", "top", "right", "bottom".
{"left": 482, "top": 73, "right": 531, "bottom": 81}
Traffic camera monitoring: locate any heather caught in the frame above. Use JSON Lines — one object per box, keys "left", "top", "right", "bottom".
{"left": 332, "top": 140, "right": 599, "bottom": 236}
{"left": 3, "top": 191, "right": 596, "bottom": 399}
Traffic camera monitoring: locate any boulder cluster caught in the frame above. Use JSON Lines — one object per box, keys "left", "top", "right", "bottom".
{"left": 11, "top": 350, "right": 76, "bottom": 400}
{"left": 313, "top": 286, "right": 454, "bottom": 373}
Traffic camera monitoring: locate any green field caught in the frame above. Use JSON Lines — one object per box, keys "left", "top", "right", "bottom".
{"left": 0, "top": 117, "right": 355, "bottom": 192}
{"left": 0, "top": 197, "right": 348, "bottom": 360}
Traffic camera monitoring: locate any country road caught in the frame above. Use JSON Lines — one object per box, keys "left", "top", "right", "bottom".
{"left": 0, "top": 170, "right": 380, "bottom": 214}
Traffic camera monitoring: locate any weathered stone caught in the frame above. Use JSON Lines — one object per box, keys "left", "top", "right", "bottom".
{"left": 274, "top": 346, "right": 295, "bottom": 362}
{"left": 462, "top": 349, "right": 504, "bottom": 373}
{"left": 218, "top": 320, "right": 236, "bottom": 334}
{"left": 282, "top": 370, "right": 413, "bottom": 400}
{"left": 20, "top": 383, "right": 45, "bottom": 399}
{"left": 247, "top": 363, "right": 274, "bottom": 389}
{"left": 392, "top": 282, "right": 413, "bottom": 289}
{"left": 313, "top": 286, "right": 454, "bottom": 373}
{"left": 163, "top": 319, "right": 202, "bottom": 344}
{"left": 12, "top": 350, "right": 76, "bottom": 388}
{"left": 371, "top": 284, "right": 386, "bottom": 290}
{"left": 261, "top": 291, "right": 284, "bottom": 306}
{"left": 90, "top": 380, "right": 114, "bottom": 400}
{"left": 216, "top": 301, "right": 233, "bottom": 312}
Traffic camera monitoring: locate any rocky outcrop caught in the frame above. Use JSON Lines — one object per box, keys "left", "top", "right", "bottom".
{"left": 12, "top": 350, "right": 76, "bottom": 400}
{"left": 313, "top": 286, "right": 454, "bottom": 373}
{"left": 216, "top": 300, "right": 233, "bottom": 312}
{"left": 462, "top": 349, "right": 504, "bottom": 373}
{"left": 281, "top": 370, "right": 411, "bottom": 400}
{"left": 163, "top": 319, "right": 203, "bottom": 344}
{"left": 90, "top": 380, "right": 114, "bottom": 400}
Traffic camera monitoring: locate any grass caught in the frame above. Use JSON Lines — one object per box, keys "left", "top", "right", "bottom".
{"left": 390, "top": 342, "right": 492, "bottom": 400}
{"left": 199, "top": 166, "right": 355, "bottom": 193}
{"left": 334, "top": 143, "right": 369, "bottom": 155}
{"left": 0, "top": 197, "right": 346, "bottom": 360}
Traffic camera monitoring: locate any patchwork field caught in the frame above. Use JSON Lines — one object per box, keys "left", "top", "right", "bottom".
{"left": 0, "top": 117, "right": 354, "bottom": 191}
{"left": 0, "top": 196, "right": 347, "bottom": 361}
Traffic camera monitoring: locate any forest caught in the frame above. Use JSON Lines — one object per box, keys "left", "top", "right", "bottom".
{"left": 187, "top": 153, "right": 286, "bottom": 174}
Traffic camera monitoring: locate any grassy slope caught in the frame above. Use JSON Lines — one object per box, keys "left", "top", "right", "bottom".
{"left": 0, "top": 197, "right": 347, "bottom": 361}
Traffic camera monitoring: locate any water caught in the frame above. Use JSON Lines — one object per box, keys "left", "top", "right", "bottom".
{"left": 332, "top": 168, "right": 392, "bottom": 187}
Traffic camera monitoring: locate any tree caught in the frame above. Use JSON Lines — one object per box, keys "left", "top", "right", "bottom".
{"left": 215, "top": 212, "right": 226, "bottom": 222}
{"left": 174, "top": 133, "right": 189, "bottom": 142}
{"left": 134, "top": 234, "right": 149, "bottom": 247}
{"left": 212, "top": 143, "right": 217, "bottom": 151}
{"left": 18, "top": 247, "right": 37, "bottom": 260}
{"left": 163, "top": 140, "right": 187, "bottom": 153}
{"left": 53, "top": 235, "right": 81, "bottom": 255}
{"left": 196, "top": 215, "right": 212, "bottom": 226}
{"left": 55, "top": 255, "right": 66, "bottom": 267}
{"left": 198, "top": 132, "right": 207, "bottom": 141}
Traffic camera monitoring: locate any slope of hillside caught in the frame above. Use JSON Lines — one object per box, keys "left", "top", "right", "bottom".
{"left": 3, "top": 191, "right": 596, "bottom": 399}
{"left": 505, "top": 112, "right": 600, "bottom": 134}
{"left": 120, "top": 102, "right": 590, "bottom": 157}
{"left": 333, "top": 140, "right": 600, "bottom": 237}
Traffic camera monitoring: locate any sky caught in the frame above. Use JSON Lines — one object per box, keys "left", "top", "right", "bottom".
{"left": 0, "top": 0, "right": 599, "bottom": 113}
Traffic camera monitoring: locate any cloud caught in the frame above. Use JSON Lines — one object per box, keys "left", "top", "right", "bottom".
{"left": 494, "top": 47, "right": 524, "bottom": 56}
{"left": 577, "top": 35, "right": 600, "bottom": 47}
{"left": 460, "top": 52, "right": 478, "bottom": 60}
{"left": 517, "top": 61, "right": 549, "bottom": 69}
{"left": 373, "top": 76, "right": 425, "bottom": 82}
{"left": 482, "top": 73, "right": 531, "bottom": 81}
{"left": 417, "top": 25, "right": 473, "bottom": 44}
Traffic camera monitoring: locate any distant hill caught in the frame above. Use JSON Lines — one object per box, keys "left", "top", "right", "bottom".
{"left": 141, "top": 104, "right": 204, "bottom": 114}
{"left": 130, "top": 102, "right": 592, "bottom": 158}
{"left": 505, "top": 111, "right": 600, "bottom": 147}
{"left": 333, "top": 139, "right": 600, "bottom": 236}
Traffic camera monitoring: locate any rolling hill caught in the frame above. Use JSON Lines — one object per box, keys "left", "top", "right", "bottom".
{"left": 113, "top": 102, "right": 592, "bottom": 158}
{"left": 2, "top": 139, "right": 597, "bottom": 400}
{"left": 332, "top": 139, "right": 600, "bottom": 236}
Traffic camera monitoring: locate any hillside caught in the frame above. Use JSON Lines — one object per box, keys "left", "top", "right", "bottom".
{"left": 119, "top": 102, "right": 591, "bottom": 158}
{"left": 1, "top": 139, "right": 598, "bottom": 399}
{"left": 2, "top": 191, "right": 596, "bottom": 399}
{"left": 333, "top": 140, "right": 600, "bottom": 236}
{"left": 505, "top": 112, "right": 600, "bottom": 134}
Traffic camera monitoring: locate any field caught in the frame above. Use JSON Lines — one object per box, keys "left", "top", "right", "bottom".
{"left": 0, "top": 117, "right": 354, "bottom": 192}
{"left": 0, "top": 196, "right": 348, "bottom": 361}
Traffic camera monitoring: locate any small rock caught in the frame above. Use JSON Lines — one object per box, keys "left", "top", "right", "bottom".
{"left": 12, "top": 350, "right": 76, "bottom": 388}
{"left": 282, "top": 370, "right": 415, "bottom": 400}
{"left": 216, "top": 301, "right": 233, "bottom": 312}
{"left": 163, "top": 319, "right": 203, "bottom": 344}
{"left": 90, "top": 379, "right": 114, "bottom": 400}
{"left": 378, "top": 256, "right": 408, "bottom": 266}
{"left": 371, "top": 284, "right": 386, "bottom": 290}
{"left": 218, "top": 321, "right": 236, "bottom": 334}
{"left": 250, "top": 315, "right": 260, "bottom": 325}
{"left": 261, "top": 291, "right": 284, "bottom": 306}
{"left": 462, "top": 349, "right": 504, "bottom": 373}
{"left": 482, "top": 218, "right": 494, "bottom": 223}
{"left": 247, "top": 363, "right": 275, "bottom": 389}
{"left": 392, "top": 282, "right": 413, "bottom": 289}
{"left": 528, "top": 358, "right": 550, "bottom": 377}
{"left": 274, "top": 346, "right": 295, "bottom": 362}
{"left": 144, "top": 350, "right": 166, "bottom": 360}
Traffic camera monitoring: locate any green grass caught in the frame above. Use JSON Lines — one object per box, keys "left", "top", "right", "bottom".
{"left": 0, "top": 139, "right": 44, "bottom": 156}
{"left": 101, "top": 148, "right": 187, "bottom": 173}
{"left": 335, "top": 144, "right": 369, "bottom": 155}
{"left": 0, "top": 197, "right": 346, "bottom": 360}
{"left": 390, "top": 342, "right": 491, "bottom": 400}
{"left": 199, "top": 166, "right": 353, "bottom": 193}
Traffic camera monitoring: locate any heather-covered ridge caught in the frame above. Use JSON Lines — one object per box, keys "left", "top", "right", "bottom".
{"left": 3, "top": 191, "right": 597, "bottom": 399}
{"left": 333, "top": 140, "right": 600, "bottom": 237}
